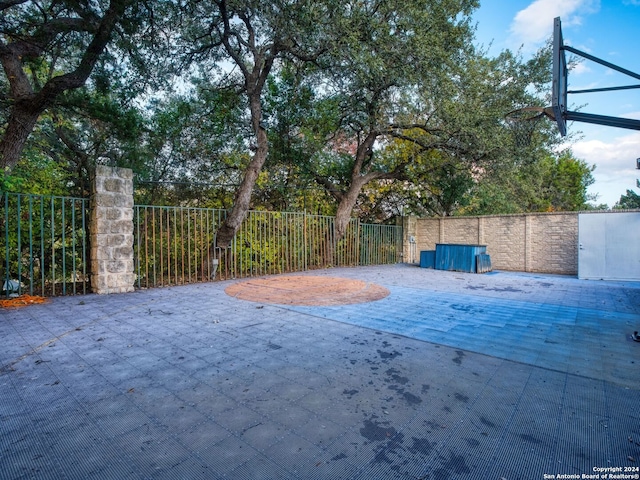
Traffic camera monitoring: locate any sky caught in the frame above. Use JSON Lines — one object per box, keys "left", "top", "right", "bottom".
{"left": 472, "top": 0, "right": 640, "bottom": 207}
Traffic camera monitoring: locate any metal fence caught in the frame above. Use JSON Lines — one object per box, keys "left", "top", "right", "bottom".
{"left": 134, "top": 206, "right": 403, "bottom": 288}
{"left": 2, "top": 193, "right": 402, "bottom": 296}
{"left": 1, "top": 192, "right": 88, "bottom": 297}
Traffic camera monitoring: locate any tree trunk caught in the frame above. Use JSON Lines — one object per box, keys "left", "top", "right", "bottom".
{"left": 333, "top": 169, "right": 405, "bottom": 244}
{"left": 0, "top": 106, "right": 41, "bottom": 170}
{"left": 214, "top": 92, "right": 268, "bottom": 251}
{"left": 334, "top": 181, "right": 365, "bottom": 243}
{"left": 215, "top": 133, "right": 268, "bottom": 249}
{"left": 333, "top": 130, "right": 380, "bottom": 243}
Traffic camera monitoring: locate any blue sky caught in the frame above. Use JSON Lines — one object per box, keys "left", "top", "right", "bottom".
{"left": 473, "top": 0, "right": 640, "bottom": 207}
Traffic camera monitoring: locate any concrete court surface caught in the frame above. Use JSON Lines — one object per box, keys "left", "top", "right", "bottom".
{"left": 0, "top": 264, "right": 639, "bottom": 480}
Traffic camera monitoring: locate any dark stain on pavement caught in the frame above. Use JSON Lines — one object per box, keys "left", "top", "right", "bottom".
{"left": 377, "top": 350, "right": 402, "bottom": 361}
{"left": 372, "top": 432, "right": 405, "bottom": 465}
{"left": 453, "top": 350, "right": 465, "bottom": 365}
{"left": 429, "top": 452, "right": 471, "bottom": 479}
{"left": 360, "top": 418, "right": 397, "bottom": 442}
{"left": 424, "top": 420, "right": 446, "bottom": 432}
{"left": 403, "top": 391, "right": 422, "bottom": 405}
{"left": 450, "top": 304, "right": 473, "bottom": 312}
{"left": 520, "top": 434, "right": 542, "bottom": 444}
{"left": 465, "top": 438, "right": 480, "bottom": 447}
{"left": 385, "top": 368, "right": 409, "bottom": 385}
{"left": 343, "top": 389, "right": 358, "bottom": 398}
{"left": 387, "top": 386, "right": 423, "bottom": 406}
{"left": 480, "top": 416, "right": 496, "bottom": 428}
{"left": 382, "top": 369, "right": 423, "bottom": 405}
{"left": 454, "top": 392, "right": 469, "bottom": 403}
{"left": 441, "top": 452, "right": 471, "bottom": 475}
{"left": 408, "top": 437, "right": 433, "bottom": 455}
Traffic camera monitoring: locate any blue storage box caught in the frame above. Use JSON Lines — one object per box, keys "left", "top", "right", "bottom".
{"left": 476, "top": 253, "right": 492, "bottom": 273}
{"left": 435, "top": 244, "right": 487, "bottom": 273}
{"left": 419, "top": 250, "right": 435, "bottom": 268}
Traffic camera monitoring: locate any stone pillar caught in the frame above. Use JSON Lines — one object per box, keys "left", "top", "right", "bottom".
{"left": 402, "top": 216, "right": 417, "bottom": 263}
{"left": 90, "top": 166, "right": 135, "bottom": 294}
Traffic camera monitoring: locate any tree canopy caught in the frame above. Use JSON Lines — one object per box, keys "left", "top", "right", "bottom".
{"left": 614, "top": 189, "right": 640, "bottom": 209}
{"left": 1, "top": 0, "right": 604, "bottom": 245}
{"left": 0, "top": 0, "right": 168, "bottom": 169}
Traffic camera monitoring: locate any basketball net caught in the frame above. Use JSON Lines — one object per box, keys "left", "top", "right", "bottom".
{"left": 505, "top": 107, "right": 556, "bottom": 148}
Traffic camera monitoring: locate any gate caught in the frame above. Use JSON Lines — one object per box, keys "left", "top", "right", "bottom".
{"left": 578, "top": 212, "right": 640, "bottom": 281}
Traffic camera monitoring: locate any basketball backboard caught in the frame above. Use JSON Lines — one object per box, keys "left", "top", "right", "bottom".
{"left": 551, "top": 17, "right": 568, "bottom": 136}
{"left": 550, "top": 17, "right": 640, "bottom": 137}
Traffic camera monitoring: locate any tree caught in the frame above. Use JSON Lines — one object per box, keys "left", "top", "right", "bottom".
{"left": 0, "top": 76, "right": 150, "bottom": 196}
{"left": 304, "top": 0, "right": 480, "bottom": 241}
{"left": 614, "top": 189, "right": 640, "bottom": 209}
{"left": 257, "top": 63, "right": 328, "bottom": 212}
{"left": 463, "top": 151, "right": 595, "bottom": 214}
{"left": 180, "top": 0, "right": 330, "bottom": 250}
{"left": 0, "top": 0, "right": 153, "bottom": 170}
{"left": 403, "top": 153, "right": 475, "bottom": 217}
{"left": 541, "top": 153, "right": 595, "bottom": 211}
{"left": 133, "top": 84, "right": 248, "bottom": 207}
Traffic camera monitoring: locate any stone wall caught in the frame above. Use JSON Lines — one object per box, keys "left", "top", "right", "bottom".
{"left": 402, "top": 211, "right": 589, "bottom": 275}
{"left": 89, "top": 166, "right": 135, "bottom": 294}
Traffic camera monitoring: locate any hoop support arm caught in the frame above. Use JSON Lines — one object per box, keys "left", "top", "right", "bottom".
{"left": 563, "top": 45, "right": 640, "bottom": 81}
{"left": 565, "top": 111, "right": 640, "bottom": 131}
{"left": 568, "top": 84, "right": 640, "bottom": 95}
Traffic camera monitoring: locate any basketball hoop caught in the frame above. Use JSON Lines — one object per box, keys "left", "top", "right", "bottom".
{"left": 505, "top": 106, "right": 555, "bottom": 148}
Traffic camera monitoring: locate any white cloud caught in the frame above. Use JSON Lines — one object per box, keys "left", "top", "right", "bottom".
{"left": 571, "top": 62, "right": 591, "bottom": 75}
{"left": 509, "top": 0, "right": 600, "bottom": 49}
{"left": 568, "top": 80, "right": 599, "bottom": 91}
{"left": 573, "top": 131, "right": 640, "bottom": 204}
{"left": 574, "top": 135, "right": 639, "bottom": 170}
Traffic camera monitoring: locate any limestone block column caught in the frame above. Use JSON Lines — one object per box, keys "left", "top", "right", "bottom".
{"left": 402, "top": 216, "right": 417, "bottom": 263}
{"left": 90, "top": 166, "right": 135, "bottom": 294}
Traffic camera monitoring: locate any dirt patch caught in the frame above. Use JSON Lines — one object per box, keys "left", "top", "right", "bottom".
{"left": 224, "top": 275, "right": 390, "bottom": 306}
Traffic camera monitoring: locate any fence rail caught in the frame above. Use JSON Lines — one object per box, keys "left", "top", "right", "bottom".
{"left": 134, "top": 207, "right": 402, "bottom": 288}
{"left": 2, "top": 193, "right": 402, "bottom": 296}
{"left": 1, "top": 192, "right": 88, "bottom": 297}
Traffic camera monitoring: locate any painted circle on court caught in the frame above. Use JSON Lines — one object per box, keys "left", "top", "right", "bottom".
{"left": 225, "top": 275, "right": 390, "bottom": 306}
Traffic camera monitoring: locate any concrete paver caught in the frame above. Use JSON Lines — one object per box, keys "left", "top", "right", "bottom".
{"left": 1, "top": 264, "right": 639, "bottom": 479}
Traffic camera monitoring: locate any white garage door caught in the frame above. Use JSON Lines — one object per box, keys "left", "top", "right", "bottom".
{"left": 578, "top": 212, "right": 640, "bottom": 281}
